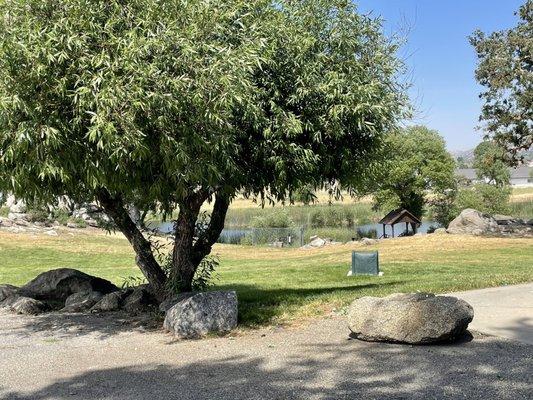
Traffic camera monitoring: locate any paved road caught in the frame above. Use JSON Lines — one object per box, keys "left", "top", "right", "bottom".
{"left": 1, "top": 305, "right": 532, "bottom": 400}
{"left": 452, "top": 283, "right": 533, "bottom": 345}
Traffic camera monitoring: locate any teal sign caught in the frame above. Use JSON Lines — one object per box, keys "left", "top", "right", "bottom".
{"left": 349, "top": 251, "right": 379, "bottom": 276}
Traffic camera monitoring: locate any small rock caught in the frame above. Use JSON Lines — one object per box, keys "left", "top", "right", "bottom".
{"left": 123, "top": 285, "right": 157, "bottom": 313}
{"left": 61, "top": 290, "right": 103, "bottom": 312}
{"left": 164, "top": 291, "right": 238, "bottom": 339}
{"left": 91, "top": 290, "right": 130, "bottom": 312}
{"left": 7, "top": 296, "right": 48, "bottom": 315}
{"left": 0, "top": 284, "right": 19, "bottom": 303}
{"left": 9, "top": 200, "right": 27, "bottom": 214}
{"left": 347, "top": 293, "right": 473, "bottom": 344}
{"left": 361, "top": 237, "right": 378, "bottom": 245}
{"left": 433, "top": 228, "right": 447, "bottom": 235}
{"left": 44, "top": 230, "right": 58, "bottom": 236}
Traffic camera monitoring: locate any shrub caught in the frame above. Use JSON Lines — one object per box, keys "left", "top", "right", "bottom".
{"left": 0, "top": 206, "right": 9, "bottom": 217}
{"left": 26, "top": 208, "right": 50, "bottom": 222}
{"left": 455, "top": 183, "right": 511, "bottom": 215}
{"left": 251, "top": 209, "right": 293, "bottom": 228}
{"left": 52, "top": 210, "right": 71, "bottom": 225}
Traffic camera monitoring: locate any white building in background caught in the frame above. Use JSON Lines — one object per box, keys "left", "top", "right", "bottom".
{"left": 510, "top": 166, "right": 533, "bottom": 187}
{"left": 455, "top": 166, "right": 533, "bottom": 187}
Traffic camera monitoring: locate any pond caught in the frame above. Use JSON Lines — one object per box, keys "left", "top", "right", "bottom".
{"left": 149, "top": 220, "right": 438, "bottom": 244}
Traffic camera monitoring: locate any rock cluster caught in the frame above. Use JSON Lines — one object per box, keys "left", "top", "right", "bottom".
{"left": 0, "top": 269, "right": 159, "bottom": 315}
{"left": 447, "top": 209, "right": 532, "bottom": 237}
{"left": 347, "top": 293, "right": 474, "bottom": 344}
{"left": 0, "top": 194, "right": 110, "bottom": 233}
{"left": 1, "top": 269, "right": 239, "bottom": 339}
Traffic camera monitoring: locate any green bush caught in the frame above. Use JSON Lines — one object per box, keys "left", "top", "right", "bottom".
{"left": 251, "top": 209, "right": 293, "bottom": 228}
{"left": 26, "top": 208, "right": 50, "bottom": 222}
{"left": 455, "top": 183, "right": 511, "bottom": 215}
{"left": 0, "top": 206, "right": 9, "bottom": 217}
{"left": 51, "top": 210, "right": 71, "bottom": 225}
{"left": 310, "top": 207, "right": 354, "bottom": 228}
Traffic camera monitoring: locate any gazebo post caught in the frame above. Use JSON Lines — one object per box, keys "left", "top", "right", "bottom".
{"left": 391, "top": 224, "right": 395, "bottom": 238}
{"left": 406, "top": 221, "right": 409, "bottom": 235}
{"left": 382, "top": 224, "right": 386, "bottom": 238}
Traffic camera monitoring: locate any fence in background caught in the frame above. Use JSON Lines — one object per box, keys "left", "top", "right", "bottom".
{"left": 218, "top": 226, "right": 305, "bottom": 247}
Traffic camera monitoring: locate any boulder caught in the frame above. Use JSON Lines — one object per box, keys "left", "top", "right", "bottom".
{"left": 347, "top": 293, "right": 473, "bottom": 344}
{"left": 0, "top": 284, "right": 18, "bottom": 303}
{"left": 447, "top": 209, "right": 498, "bottom": 235}
{"left": 123, "top": 285, "right": 157, "bottom": 313}
{"left": 91, "top": 290, "right": 131, "bottom": 312}
{"left": 9, "top": 200, "right": 26, "bottom": 214}
{"left": 61, "top": 290, "right": 103, "bottom": 312}
{"left": 361, "top": 237, "right": 378, "bottom": 245}
{"left": 164, "top": 291, "right": 238, "bottom": 339}
{"left": 6, "top": 296, "right": 48, "bottom": 315}
{"left": 19, "top": 268, "right": 118, "bottom": 302}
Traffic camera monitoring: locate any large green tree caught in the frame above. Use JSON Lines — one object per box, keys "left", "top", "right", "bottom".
{"left": 470, "top": 0, "right": 532, "bottom": 163}
{"left": 0, "top": 0, "right": 408, "bottom": 297}
{"left": 473, "top": 141, "right": 511, "bottom": 187}
{"left": 373, "top": 126, "right": 456, "bottom": 223}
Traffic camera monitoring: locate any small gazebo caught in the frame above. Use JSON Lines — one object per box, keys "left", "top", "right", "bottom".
{"left": 379, "top": 209, "right": 421, "bottom": 238}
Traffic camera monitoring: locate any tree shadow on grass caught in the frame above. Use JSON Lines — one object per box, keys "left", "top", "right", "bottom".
{"left": 1, "top": 281, "right": 402, "bottom": 340}
{"left": 215, "top": 281, "right": 406, "bottom": 326}
{"left": 2, "top": 332, "right": 532, "bottom": 400}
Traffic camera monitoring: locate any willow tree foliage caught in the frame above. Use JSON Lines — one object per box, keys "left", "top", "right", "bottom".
{"left": 373, "top": 126, "right": 456, "bottom": 222}
{"left": 470, "top": 0, "right": 533, "bottom": 163}
{"left": 0, "top": 0, "right": 408, "bottom": 296}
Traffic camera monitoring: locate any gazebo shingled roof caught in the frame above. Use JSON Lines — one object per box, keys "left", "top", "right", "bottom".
{"left": 379, "top": 209, "right": 421, "bottom": 238}
{"left": 379, "top": 209, "right": 421, "bottom": 226}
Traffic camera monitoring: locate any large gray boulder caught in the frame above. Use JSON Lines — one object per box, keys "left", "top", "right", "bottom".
{"left": 19, "top": 268, "right": 118, "bottom": 302}
{"left": 347, "top": 293, "right": 473, "bottom": 344}
{"left": 164, "top": 291, "right": 238, "bottom": 339}
{"left": 61, "top": 290, "right": 103, "bottom": 312}
{"left": 447, "top": 209, "right": 498, "bottom": 235}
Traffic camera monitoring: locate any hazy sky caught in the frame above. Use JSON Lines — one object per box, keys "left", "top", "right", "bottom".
{"left": 356, "top": 0, "right": 524, "bottom": 151}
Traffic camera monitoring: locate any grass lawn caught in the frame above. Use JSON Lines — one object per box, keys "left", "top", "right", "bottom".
{"left": 1, "top": 229, "right": 532, "bottom": 327}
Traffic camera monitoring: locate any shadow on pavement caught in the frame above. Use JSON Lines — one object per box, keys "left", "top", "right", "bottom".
{"left": 3, "top": 332, "right": 532, "bottom": 400}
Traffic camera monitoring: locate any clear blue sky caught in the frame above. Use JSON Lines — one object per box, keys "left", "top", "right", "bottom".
{"left": 356, "top": 0, "right": 524, "bottom": 151}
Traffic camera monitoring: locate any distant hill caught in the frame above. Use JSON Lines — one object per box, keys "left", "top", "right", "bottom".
{"left": 450, "top": 148, "right": 533, "bottom": 168}
{"left": 451, "top": 149, "right": 475, "bottom": 168}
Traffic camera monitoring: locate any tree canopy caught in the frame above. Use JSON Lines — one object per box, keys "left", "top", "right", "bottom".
{"left": 473, "top": 141, "right": 511, "bottom": 187}
{"left": 373, "top": 126, "right": 456, "bottom": 221}
{"left": 470, "top": 0, "right": 533, "bottom": 163}
{"left": 0, "top": 0, "right": 408, "bottom": 295}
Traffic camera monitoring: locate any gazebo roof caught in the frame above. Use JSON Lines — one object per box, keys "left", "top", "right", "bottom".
{"left": 379, "top": 209, "right": 421, "bottom": 226}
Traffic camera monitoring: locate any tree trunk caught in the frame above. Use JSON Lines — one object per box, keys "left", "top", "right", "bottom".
{"left": 172, "top": 192, "right": 230, "bottom": 292}
{"left": 96, "top": 189, "right": 168, "bottom": 298}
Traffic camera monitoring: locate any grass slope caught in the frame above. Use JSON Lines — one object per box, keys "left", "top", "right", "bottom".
{"left": 0, "top": 230, "right": 532, "bottom": 326}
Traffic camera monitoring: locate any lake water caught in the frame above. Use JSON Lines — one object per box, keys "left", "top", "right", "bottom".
{"left": 149, "top": 220, "right": 438, "bottom": 244}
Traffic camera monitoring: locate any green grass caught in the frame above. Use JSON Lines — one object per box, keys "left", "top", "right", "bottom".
{"left": 508, "top": 200, "right": 533, "bottom": 219}
{"left": 1, "top": 230, "right": 532, "bottom": 327}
